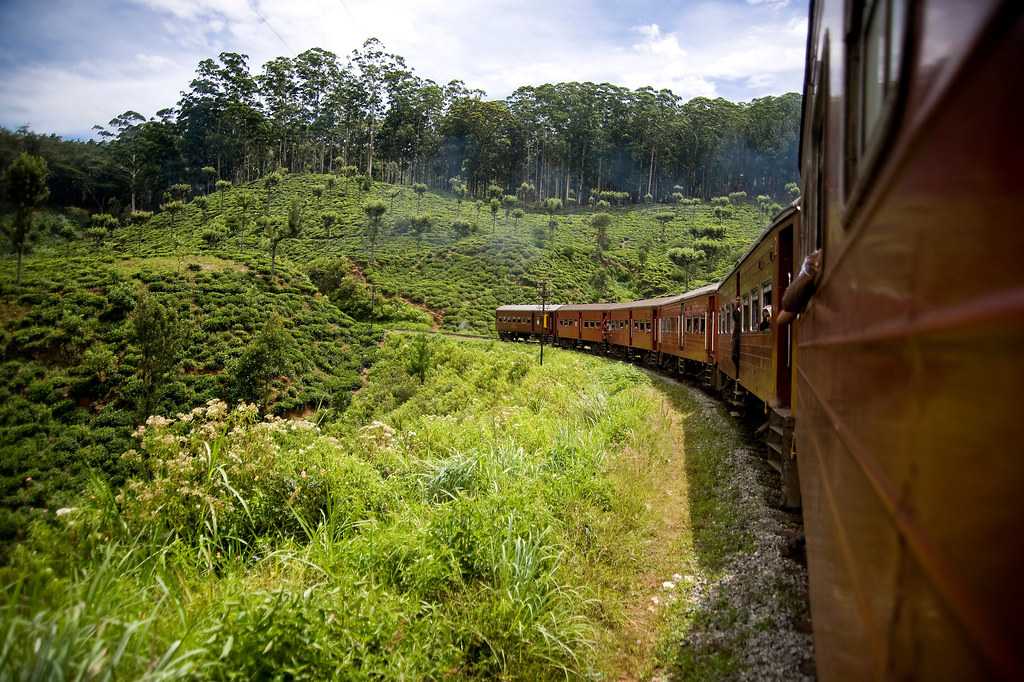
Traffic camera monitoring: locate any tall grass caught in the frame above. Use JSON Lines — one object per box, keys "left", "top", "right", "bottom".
{"left": 1, "top": 336, "right": 671, "bottom": 679}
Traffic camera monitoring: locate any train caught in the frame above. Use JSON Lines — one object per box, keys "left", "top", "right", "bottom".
{"left": 497, "top": 1, "right": 1024, "bottom": 679}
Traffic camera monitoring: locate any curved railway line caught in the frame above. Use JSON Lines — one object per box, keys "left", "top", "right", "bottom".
{"left": 496, "top": 2, "right": 1024, "bottom": 678}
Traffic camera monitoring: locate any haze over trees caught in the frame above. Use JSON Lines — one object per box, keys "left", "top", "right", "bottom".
{"left": 0, "top": 38, "right": 800, "bottom": 217}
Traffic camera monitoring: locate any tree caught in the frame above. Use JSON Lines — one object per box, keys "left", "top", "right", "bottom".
{"left": 363, "top": 199, "right": 387, "bottom": 263}
{"left": 1, "top": 153, "right": 49, "bottom": 285}
{"left": 591, "top": 212, "right": 612, "bottom": 252}
{"left": 232, "top": 315, "right": 292, "bottom": 406}
{"left": 201, "top": 166, "right": 217, "bottom": 194}
{"left": 312, "top": 183, "right": 325, "bottom": 208}
{"left": 263, "top": 173, "right": 280, "bottom": 213}
{"left": 712, "top": 205, "right": 734, "bottom": 223}
{"left": 501, "top": 195, "right": 517, "bottom": 223}
{"left": 785, "top": 181, "right": 800, "bottom": 199}
{"left": 88, "top": 212, "right": 118, "bottom": 245}
{"left": 410, "top": 213, "right": 433, "bottom": 246}
{"left": 453, "top": 182, "right": 467, "bottom": 214}
{"left": 131, "top": 289, "right": 184, "bottom": 417}
{"left": 170, "top": 183, "right": 191, "bottom": 204}
{"left": 236, "top": 190, "right": 255, "bottom": 229}
{"left": 160, "top": 199, "right": 185, "bottom": 229}
{"left": 388, "top": 188, "right": 401, "bottom": 211}
{"left": 518, "top": 181, "right": 535, "bottom": 207}
{"left": 511, "top": 208, "right": 525, "bottom": 227}
{"left": 265, "top": 198, "right": 304, "bottom": 278}
{"left": 215, "top": 179, "right": 232, "bottom": 210}
{"left": 691, "top": 224, "right": 727, "bottom": 240}
{"left": 451, "top": 218, "right": 473, "bottom": 240}
{"left": 668, "top": 246, "right": 705, "bottom": 288}
{"left": 488, "top": 198, "right": 501, "bottom": 232}
{"left": 127, "top": 210, "right": 153, "bottom": 226}
{"left": 653, "top": 211, "right": 674, "bottom": 242}
{"left": 728, "top": 191, "right": 747, "bottom": 205}
{"left": 412, "top": 182, "right": 428, "bottom": 211}
{"left": 693, "top": 236, "right": 725, "bottom": 259}
{"left": 322, "top": 211, "right": 340, "bottom": 238}
{"left": 407, "top": 333, "right": 432, "bottom": 384}
{"left": 194, "top": 195, "right": 209, "bottom": 224}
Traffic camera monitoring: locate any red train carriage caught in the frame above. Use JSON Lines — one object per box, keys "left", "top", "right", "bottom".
{"left": 794, "top": 1, "right": 1024, "bottom": 679}
{"left": 554, "top": 304, "right": 608, "bottom": 348}
{"left": 495, "top": 304, "right": 560, "bottom": 341}
{"left": 679, "top": 284, "right": 718, "bottom": 365}
{"left": 605, "top": 303, "right": 631, "bottom": 350}
{"left": 655, "top": 297, "right": 684, "bottom": 358}
{"left": 618, "top": 295, "right": 684, "bottom": 356}
{"left": 715, "top": 204, "right": 798, "bottom": 409}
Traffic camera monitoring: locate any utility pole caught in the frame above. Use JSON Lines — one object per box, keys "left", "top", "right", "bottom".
{"left": 370, "top": 283, "right": 376, "bottom": 337}
{"left": 540, "top": 281, "right": 546, "bottom": 366}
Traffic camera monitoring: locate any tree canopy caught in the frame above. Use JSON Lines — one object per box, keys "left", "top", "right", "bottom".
{"left": 0, "top": 39, "right": 800, "bottom": 215}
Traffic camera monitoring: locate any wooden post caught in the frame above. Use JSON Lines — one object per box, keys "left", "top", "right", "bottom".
{"left": 540, "top": 282, "right": 546, "bottom": 366}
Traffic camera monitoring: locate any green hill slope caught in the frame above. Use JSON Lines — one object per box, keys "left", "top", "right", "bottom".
{"left": 114, "top": 173, "right": 770, "bottom": 331}
{"left": 1, "top": 173, "right": 773, "bottom": 550}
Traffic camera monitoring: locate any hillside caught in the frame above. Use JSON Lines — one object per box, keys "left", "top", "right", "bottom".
{"left": 0, "top": 173, "right": 774, "bottom": 552}
{"left": 116, "top": 173, "right": 773, "bottom": 331}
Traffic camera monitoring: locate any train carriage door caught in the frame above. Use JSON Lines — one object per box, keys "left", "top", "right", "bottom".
{"left": 776, "top": 224, "right": 794, "bottom": 406}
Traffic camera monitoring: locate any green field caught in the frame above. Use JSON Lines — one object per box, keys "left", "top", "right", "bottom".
{"left": 0, "top": 336, "right": 756, "bottom": 679}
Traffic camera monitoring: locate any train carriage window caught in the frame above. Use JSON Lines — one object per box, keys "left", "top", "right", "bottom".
{"left": 762, "top": 282, "right": 772, "bottom": 310}
{"left": 845, "top": 0, "right": 909, "bottom": 198}
{"left": 742, "top": 295, "right": 750, "bottom": 332}
{"left": 751, "top": 289, "right": 761, "bottom": 328}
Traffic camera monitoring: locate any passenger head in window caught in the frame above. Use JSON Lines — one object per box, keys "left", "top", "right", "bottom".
{"left": 759, "top": 305, "right": 772, "bottom": 331}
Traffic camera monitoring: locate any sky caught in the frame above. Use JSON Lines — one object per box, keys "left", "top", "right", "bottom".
{"left": 0, "top": 0, "right": 808, "bottom": 139}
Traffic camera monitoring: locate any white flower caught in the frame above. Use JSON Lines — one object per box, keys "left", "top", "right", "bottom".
{"left": 55, "top": 507, "right": 77, "bottom": 517}
{"left": 662, "top": 581, "right": 676, "bottom": 590}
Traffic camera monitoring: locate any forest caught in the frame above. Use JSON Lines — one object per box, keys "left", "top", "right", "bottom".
{"left": 0, "top": 38, "right": 800, "bottom": 216}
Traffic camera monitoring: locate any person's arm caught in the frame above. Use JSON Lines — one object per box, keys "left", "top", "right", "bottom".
{"left": 779, "top": 250, "right": 822, "bottom": 326}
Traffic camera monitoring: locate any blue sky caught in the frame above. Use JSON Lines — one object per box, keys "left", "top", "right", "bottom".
{"left": 0, "top": 0, "right": 808, "bottom": 139}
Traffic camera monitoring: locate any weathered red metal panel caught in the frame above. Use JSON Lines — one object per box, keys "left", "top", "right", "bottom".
{"left": 796, "top": 2, "right": 1024, "bottom": 679}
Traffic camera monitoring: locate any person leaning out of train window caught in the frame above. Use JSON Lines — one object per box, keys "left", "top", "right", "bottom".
{"left": 777, "top": 249, "right": 822, "bottom": 327}
{"left": 759, "top": 305, "right": 772, "bottom": 331}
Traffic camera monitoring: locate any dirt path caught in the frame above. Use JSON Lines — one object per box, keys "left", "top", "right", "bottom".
{"left": 604, "top": 385, "right": 697, "bottom": 680}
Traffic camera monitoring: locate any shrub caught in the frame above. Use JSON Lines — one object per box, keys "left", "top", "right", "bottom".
{"left": 231, "top": 315, "right": 293, "bottom": 406}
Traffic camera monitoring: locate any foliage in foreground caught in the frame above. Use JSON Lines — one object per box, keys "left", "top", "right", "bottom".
{"left": 1, "top": 338, "right": 683, "bottom": 679}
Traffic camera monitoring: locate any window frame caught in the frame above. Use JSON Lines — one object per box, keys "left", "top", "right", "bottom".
{"left": 842, "top": 0, "right": 912, "bottom": 221}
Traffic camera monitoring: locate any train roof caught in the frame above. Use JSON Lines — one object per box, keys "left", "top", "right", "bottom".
{"left": 495, "top": 304, "right": 564, "bottom": 312}
{"left": 718, "top": 200, "right": 800, "bottom": 287}
{"left": 680, "top": 282, "right": 720, "bottom": 300}
{"left": 613, "top": 294, "right": 687, "bottom": 309}
{"left": 557, "top": 303, "right": 617, "bottom": 312}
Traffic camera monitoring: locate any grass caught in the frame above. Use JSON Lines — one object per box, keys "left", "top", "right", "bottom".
{"left": 0, "top": 336, "right": 751, "bottom": 679}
